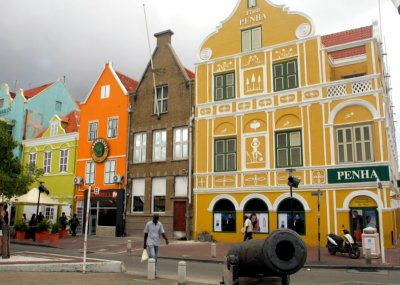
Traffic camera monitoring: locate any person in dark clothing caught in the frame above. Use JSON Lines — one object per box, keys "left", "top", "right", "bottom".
{"left": 223, "top": 213, "right": 235, "bottom": 232}
{"left": 3, "top": 205, "right": 9, "bottom": 226}
{"left": 293, "top": 214, "right": 304, "bottom": 234}
{"left": 69, "top": 214, "right": 80, "bottom": 236}
{"left": 28, "top": 214, "right": 37, "bottom": 241}
{"left": 352, "top": 210, "right": 363, "bottom": 243}
{"left": 37, "top": 212, "right": 44, "bottom": 223}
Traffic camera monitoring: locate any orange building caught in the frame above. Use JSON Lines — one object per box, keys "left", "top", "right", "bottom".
{"left": 75, "top": 62, "right": 138, "bottom": 237}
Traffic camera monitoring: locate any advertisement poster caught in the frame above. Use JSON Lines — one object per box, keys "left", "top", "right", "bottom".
{"left": 214, "top": 213, "right": 222, "bottom": 232}
{"left": 244, "top": 212, "right": 268, "bottom": 233}
{"left": 278, "top": 213, "right": 288, "bottom": 229}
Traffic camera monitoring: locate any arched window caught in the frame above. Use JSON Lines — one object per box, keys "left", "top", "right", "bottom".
{"left": 213, "top": 199, "right": 236, "bottom": 233}
{"left": 243, "top": 199, "right": 269, "bottom": 233}
{"left": 277, "top": 198, "right": 305, "bottom": 235}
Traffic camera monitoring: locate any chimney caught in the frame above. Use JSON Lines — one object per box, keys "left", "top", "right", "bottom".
{"left": 154, "top": 29, "right": 174, "bottom": 47}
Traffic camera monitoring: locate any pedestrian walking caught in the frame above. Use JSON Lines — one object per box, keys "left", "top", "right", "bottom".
{"left": 0, "top": 205, "right": 10, "bottom": 259}
{"left": 243, "top": 214, "right": 253, "bottom": 241}
{"left": 28, "top": 214, "right": 37, "bottom": 241}
{"left": 143, "top": 214, "right": 169, "bottom": 273}
{"left": 69, "top": 214, "right": 80, "bottom": 236}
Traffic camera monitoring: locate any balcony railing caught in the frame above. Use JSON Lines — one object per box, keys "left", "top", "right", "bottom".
{"left": 327, "top": 78, "right": 374, "bottom": 98}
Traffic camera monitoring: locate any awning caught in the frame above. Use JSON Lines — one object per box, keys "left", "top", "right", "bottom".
{"left": 12, "top": 188, "right": 60, "bottom": 205}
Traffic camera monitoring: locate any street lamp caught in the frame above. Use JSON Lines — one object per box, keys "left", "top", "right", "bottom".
{"left": 36, "top": 181, "right": 49, "bottom": 217}
{"left": 287, "top": 169, "right": 300, "bottom": 229}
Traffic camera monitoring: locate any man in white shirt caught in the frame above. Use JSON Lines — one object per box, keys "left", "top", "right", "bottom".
{"left": 144, "top": 214, "right": 169, "bottom": 267}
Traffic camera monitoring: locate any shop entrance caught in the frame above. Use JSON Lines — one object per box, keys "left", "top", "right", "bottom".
{"left": 349, "top": 195, "right": 378, "bottom": 244}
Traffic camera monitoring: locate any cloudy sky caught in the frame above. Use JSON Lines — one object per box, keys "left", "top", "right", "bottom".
{"left": 1, "top": 1, "right": 399, "bottom": 130}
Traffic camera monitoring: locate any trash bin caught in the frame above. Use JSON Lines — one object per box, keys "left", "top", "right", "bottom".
{"left": 361, "top": 227, "right": 380, "bottom": 258}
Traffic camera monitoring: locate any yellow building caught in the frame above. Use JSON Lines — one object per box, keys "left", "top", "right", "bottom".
{"left": 193, "top": 0, "right": 400, "bottom": 248}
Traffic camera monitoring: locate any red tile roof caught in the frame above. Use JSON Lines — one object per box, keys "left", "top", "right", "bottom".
{"left": 116, "top": 71, "right": 139, "bottom": 93}
{"left": 321, "top": 26, "right": 373, "bottom": 47}
{"left": 10, "top": 92, "right": 16, "bottom": 99}
{"left": 184, "top": 67, "right": 195, "bottom": 80}
{"left": 24, "top": 82, "right": 54, "bottom": 99}
{"left": 62, "top": 110, "right": 80, "bottom": 133}
{"left": 330, "top": 46, "right": 366, "bottom": 60}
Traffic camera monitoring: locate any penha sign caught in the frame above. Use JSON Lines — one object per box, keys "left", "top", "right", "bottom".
{"left": 327, "top": 165, "right": 390, "bottom": 184}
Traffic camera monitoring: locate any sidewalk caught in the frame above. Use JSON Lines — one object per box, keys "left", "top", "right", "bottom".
{"left": 9, "top": 234, "right": 400, "bottom": 269}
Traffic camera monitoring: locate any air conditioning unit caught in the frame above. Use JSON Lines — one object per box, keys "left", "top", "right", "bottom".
{"left": 113, "top": 175, "right": 123, "bottom": 184}
{"left": 74, "top": 177, "right": 83, "bottom": 185}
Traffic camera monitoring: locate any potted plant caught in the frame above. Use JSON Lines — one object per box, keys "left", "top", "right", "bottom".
{"left": 14, "top": 220, "right": 28, "bottom": 240}
{"left": 58, "top": 214, "right": 68, "bottom": 238}
{"left": 49, "top": 222, "right": 61, "bottom": 244}
{"left": 35, "top": 219, "right": 51, "bottom": 243}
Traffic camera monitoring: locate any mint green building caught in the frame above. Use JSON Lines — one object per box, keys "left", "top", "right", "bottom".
{"left": 20, "top": 110, "right": 80, "bottom": 222}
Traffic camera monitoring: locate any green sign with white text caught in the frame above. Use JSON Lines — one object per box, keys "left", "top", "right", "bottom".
{"left": 327, "top": 165, "right": 390, "bottom": 184}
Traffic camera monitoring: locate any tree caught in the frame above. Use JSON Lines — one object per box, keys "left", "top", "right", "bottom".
{"left": 0, "top": 121, "right": 43, "bottom": 199}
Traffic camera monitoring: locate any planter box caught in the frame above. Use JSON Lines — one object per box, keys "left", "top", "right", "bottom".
{"left": 60, "top": 229, "right": 68, "bottom": 238}
{"left": 35, "top": 231, "right": 48, "bottom": 243}
{"left": 49, "top": 233, "right": 60, "bottom": 244}
{"left": 15, "top": 231, "right": 26, "bottom": 241}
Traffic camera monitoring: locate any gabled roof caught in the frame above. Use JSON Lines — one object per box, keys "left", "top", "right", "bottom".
{"left": 321, "top": 26, "right": 373, "bottom": 47}
{"left": 115, "top": 71, "right": 139, "bottom": 93}
{"left": 184, "top": 68, "right": 195, "bottom": 80}
{"left": 23, "top": 82, "right": 54, "bottom": 99}
{"left": 330, "top": 46, "right": 366, "bottom": 60}
{"left": 61, "top": 109, "right": 80, "bottom": 133}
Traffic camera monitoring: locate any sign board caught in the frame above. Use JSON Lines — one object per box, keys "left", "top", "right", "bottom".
{"left": 327, "top": 165, "right": 390, "bottom": 184}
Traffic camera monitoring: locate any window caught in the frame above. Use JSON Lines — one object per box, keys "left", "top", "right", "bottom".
{"left": 242, "top": 26, "right": 261, "bottom": 52}
{"left": 55, "top": 101, "right": 62, "bottom": 112}
{"left": 50, "top": 122, "right": 58, "bottom": 137}
{"left": 173, "top": 127, "right": 188, "bottom": 160}
{"left": 44, "top": 207, "right": 55, "bottom": 221}
{"left": 85, "top": 161, "right": 95, "bottom": 185}
{"left": 215, "top": 72, "right": 235, "bottom": 101}
{"left": 101, "top": 85, "right": 110, "bottom": 99}
{"left": 43, "top": 151, "right": 52, "bottom": 174}
{"left": 276, "top": 130, "right": 302, "bottom": 168}
{"left": 244, "top": 199, "right": 269, "bottom": 233}
{"left": 153, "top": 130, "right": 167, "bottom": 161}
{"left": 88, "top": 122, "right": 98, "bottom": 141}
{"left": 273, "top": 59, "right": 298, "bottom": 91}
{"left": 337, "top": 125, "right": 373, "bottom": 163}
{"left": 107, "top": 117, "right": 118, "bottom": 138}
{"left": 174, "top": 176, "right": 188, "bottom": 197}
{"left": 248, "top": 0, "right": 256, "bottom": 8}
{"left": 213, "top": 199, "right": 236, "bottom": 232}
{"left": 29, "top": 153, "right": 37, "bottom": 173}
{"left": 134, "top": 132, "right": 147, "bottom": 163}
{"left": 0, "top": 98, "right": 4, "bottom": 108}
{"left": 132, "top": 179, "right": 145, "bottom": 212}
{"left": 215, "top": 138, "right": 237, "bottom": 172}
{"left": 59, "top": 149, "right": 69, "bottom": 172}
{"left": 104, "top": 160, "right": 116, "bottom": 184}
{"left": 152, "top": 177, "right": 166, "bottom": 212}
{"left": 154, "top": 85, "right": 168, "bottom": 114}
{"left": 277, "top": 198, "right": 305, "bottom": 235}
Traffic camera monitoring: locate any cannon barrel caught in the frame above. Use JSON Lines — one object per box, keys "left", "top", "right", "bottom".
{"left": 226, "top": 229, "right": 307, "bottom": 277}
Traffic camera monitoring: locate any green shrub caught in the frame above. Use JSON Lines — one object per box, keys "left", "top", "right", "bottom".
{"left": 35, "top": 219, "right": 51, "bottom": 232}
{"left": 14, "top": 220, "right": 28, "bottom": 231}
{"left": 51, "top": 222, "right": 61, "bottom": 234}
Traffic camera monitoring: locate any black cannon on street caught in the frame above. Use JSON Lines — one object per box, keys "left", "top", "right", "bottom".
{"left": 222, "top": 229, "right": 307, "bottom": 285}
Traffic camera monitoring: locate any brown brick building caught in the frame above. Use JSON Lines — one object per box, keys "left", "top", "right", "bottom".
{"left": 125, "top": 30, "right": 195, "bottom": 239}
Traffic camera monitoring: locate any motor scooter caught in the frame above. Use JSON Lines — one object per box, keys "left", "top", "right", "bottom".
{"left": 326, "top": 228, "right": 360, "bottom": 259}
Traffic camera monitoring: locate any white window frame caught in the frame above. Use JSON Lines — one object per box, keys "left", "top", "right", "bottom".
{"left": 153, "top": 129, "right": 167, "bottom": 162}
{"left": 29, "top": 152, "right": 37, "bottom": 168}
{"left": 242, "top": 26, "right": 261, "bottom": 52}
{"left": 85, "top": 161, "right": 95, "bottom": 185}
{"left": 50, "top": 122, "right": 58, "bottom": 137}
{"left": 88, "top": 121, "right": 98, "bottom": 141}
{"left": 44, "top": 206, "right": 56, "bottom": 221}
{"left": 131, "top": 179, "right": 145, "bottom": 212}
{"left": 134, "top": 132, "right": 147, "bottom": 163}
{"left": 101, "top": 84, "right": 110, "bottom": 99}
{"left": 154, "top": 85, "right": 168, "bottom": 114}
{"left": 59, "top": 149, "right": 69, "bottom": 172}
{"left": 104, "top": 160, "right": 116, "bottom": 184}
{"left": 152, "top": 177, "right": 166, "bottom": 213}
{"left": 336, "top": 124, "right": 373, "bottom": 164}
{"left": 107, "top": 117, "right": 118, "bottom": 138}
{"left": 173, "top": 127, "right": 188, "bottom": 160}
{"left": 43, "top": 151, "right": 52, "bottom": 174}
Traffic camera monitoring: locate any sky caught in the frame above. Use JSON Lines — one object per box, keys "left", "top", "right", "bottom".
{"left": 1, "top": 1, "right": 399, "bottom": 138}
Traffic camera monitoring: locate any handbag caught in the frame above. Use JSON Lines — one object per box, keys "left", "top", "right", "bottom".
{"left": 141, "top": 249, "right": 149, "bottom": 262}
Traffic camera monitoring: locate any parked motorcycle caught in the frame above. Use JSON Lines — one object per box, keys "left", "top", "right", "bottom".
{"left": 326, "top": 228, "right": 360, "bottom": 259}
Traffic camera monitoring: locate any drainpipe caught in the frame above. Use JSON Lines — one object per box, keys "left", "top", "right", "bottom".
{"left": 123, "top": 103, "right": 133, "bottom": 236}
{"left": 186, "top": 80, "right": 194, "bottom": 240}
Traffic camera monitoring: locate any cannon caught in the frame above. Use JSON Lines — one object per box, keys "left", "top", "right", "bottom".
{"left": 222, "top": 229, "right": 307, "bottom": 285}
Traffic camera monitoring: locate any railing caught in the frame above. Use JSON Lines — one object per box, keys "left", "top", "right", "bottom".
{"left": 327, "top": 78, "right": 374, "bottom": 98}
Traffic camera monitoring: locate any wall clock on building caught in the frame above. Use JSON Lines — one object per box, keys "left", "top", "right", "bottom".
{"left": 91, "top": 138, "right": 109, "bottom": 163}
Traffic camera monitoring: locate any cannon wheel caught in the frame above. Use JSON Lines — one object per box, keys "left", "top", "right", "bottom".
{"left": 282, "top": 275, "right": 290, "bottom": 285}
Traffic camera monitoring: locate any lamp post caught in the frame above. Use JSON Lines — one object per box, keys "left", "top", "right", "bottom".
{"left": 36, "top": 182, "right": 49, "bottom": 217}
{"left": 287, "top": 169, "right": 300, "bottom": 229}
{"left": 377, "top": 179, "right": 386, "bottom": 264}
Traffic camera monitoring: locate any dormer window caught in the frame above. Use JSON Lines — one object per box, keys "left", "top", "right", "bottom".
{"left": 248, "top": 0, "right": 256, "bottom": 8}
{"left": 50, "top": 122, "right": 58, "bottom": 137}
{"left": 101, "top": 85, "right": 110, "bottom": 99}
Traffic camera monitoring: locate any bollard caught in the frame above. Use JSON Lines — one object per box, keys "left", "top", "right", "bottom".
{"left": 148, "top": 258, "right": 156, "bottom": 279}
{"left": 211, "top": 242, "right": 217, "bottom": 258}
{"left": 365, "top": 247, "right": 372, "bottom": 264}
{"left": 178, "top": 261, "right": 187, "bottom": 284}
{"left": 127, "top": 240, "right": 132, "bottom": 255}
